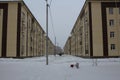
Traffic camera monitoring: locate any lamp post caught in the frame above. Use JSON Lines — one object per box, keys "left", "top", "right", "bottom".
{"left": 54, "top": 36, "right": 56, "bottom": 56}
{"left": 45, "top": 0, "right": 49, "bottom": 65}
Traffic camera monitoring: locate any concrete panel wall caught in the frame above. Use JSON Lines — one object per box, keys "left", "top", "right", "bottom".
{"left": 91, "top": 2, "right": 103, "bottom": 56}
{"left": 0, "top": 1, "right": 53, "bottom": 58}
{"left": 27, "top": 13, "right": 32, "bottom": 57}
{"left": 84, "top": 4, "right": 90, "bottom": 57}
{"left": 6, "top": 3, "right": 18, "bottom": 57}
{"left": 106, "top": 8, "right": 120, "bottom": 56}
{"left": 0, "top": 9, "right": 3, "bottom": 57}
{"left": 20, "top": 5, "right": 28, "bottom": 57}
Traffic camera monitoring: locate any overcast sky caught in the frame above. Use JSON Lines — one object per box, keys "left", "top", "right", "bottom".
{"left": 23, "top": 0, "right": 85, "bottom": 48}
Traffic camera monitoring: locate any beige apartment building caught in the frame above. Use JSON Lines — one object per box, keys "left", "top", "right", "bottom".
{"left": 0, "top": 0, "right": 54, "bottom": 58}
{"left": 64, "top": 37, "right": 71, "bottom": 55}
{"left": 64, "top": 0, "right": 120, "bottom": 58}
{"left": 48, "top": 38, "right": 55, "bottom": 55}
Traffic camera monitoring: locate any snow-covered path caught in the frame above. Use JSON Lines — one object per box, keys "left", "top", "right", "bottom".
{"left": 0, "top": 55, "right": 120, "bottom": 80}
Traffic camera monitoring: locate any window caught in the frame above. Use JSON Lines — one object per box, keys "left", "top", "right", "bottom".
{"left": 30, "top": 47, "right": 32, "bottom": 52}
{"left": 119, "top": 8, "right": 120, "bottom": 14}
{"left": 85, "top": 12, "right": 88, "bottom": 16}
{"left": 85, "top": 50, "right": 88, "bottom": 54}
{"left": 29, "top": 19, "right": 31, "bottom": 29}
{"left": 109, "top": 8, "right": 113, "bottom": 14}
{"left": 111, "top": 44, "right": 115, "bottom": 50}
{"left": 80, "top": 41, "right": 82, "bottom": 45}
{"left": 0, "top": 10, "right": 1, "bottom": 15}
{"left": 30, "top": 37, "right": 32, "bottom": 42}
{"left": 109, "top": 19, "right": 114, "bottom": 26}
{"left": 21, "top": 45, "right": 24, "bottom": 55}
{"left": 110, "top": 32, "right": 115, "bottom": 38}
{"left": 119, "top": 19, "right": 120, "bottom": 25}
{"left": 21, "top": 12, "right": 25, "bottom": 33}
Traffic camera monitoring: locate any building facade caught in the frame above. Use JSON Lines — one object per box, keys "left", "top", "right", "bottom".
{"left": 0, "top": 0, "right": 54, "bottom": 58}
{"left": 64, "top": 37, "right": 71, "bottom": 55}
{"left": 64, "top": 0, "right": 120, "bottom": 58}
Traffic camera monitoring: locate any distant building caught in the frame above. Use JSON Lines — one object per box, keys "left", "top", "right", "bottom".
{"left": 64, "top": 0, "right": 120, "bottom": 58}
{"left": 0, "top": 0, "right": 54, "bottom": 58}
{"left": 64, "top": 36, "right": 71, "bottom": 55}
{"left": 48, "top": 37, "right": 55, "bottom": 55}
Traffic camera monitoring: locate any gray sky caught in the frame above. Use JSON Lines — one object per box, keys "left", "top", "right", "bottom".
{"left": 23, "top": 0, "right": 85, "bottom": 48}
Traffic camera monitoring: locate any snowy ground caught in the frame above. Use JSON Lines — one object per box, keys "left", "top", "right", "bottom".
{"left": 0, "top": 55, "right": 120, "bottom": 80}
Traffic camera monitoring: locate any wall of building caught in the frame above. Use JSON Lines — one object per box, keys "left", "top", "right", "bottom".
{"left": 0, "top": 9, "right": 3, "bottom": 57}
{"left": 0, "top": 1, "right": 54, "bottom": 58}
{"left": 106, "top": 7, "right": 120, "bottom": 56}
{"left": 101, "top": 2, "right": 120, "bottom": 57}
{"left": 39, "top": 30, "right": 45, "bottom": 56}
{"left": 64, "top": 0, "right": 120, "bottom": 58}
{"left": 48, "top": 39, "right": 54, "bottom": 55}
{"left": 65, "top": 37, "right": 71, "bottom": 55}
{"left": 69, "top": 2, "right": 91, "bottom": 57}
{"left": 19, "top": 3, "right": 49, "bottom": 57}
{"left": 27, "top": 11, "right": 32, "bottom": 57}
{"left": 6, "top": 2, "right": 18, "bottom": 57}
{"left": 82, "top": 3, "right": 90, "bottom": 57}
{"left": 91, "top": 2, "right": 103, "bottom": 57}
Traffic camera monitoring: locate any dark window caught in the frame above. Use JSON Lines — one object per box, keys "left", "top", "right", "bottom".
{"left": 111, "top": 44, "right": 115, "bottom": 50}
{"left": 80, "top": 41, "right": 82, "bottom": 45}
{"left": 21, "top": 45, "right": 24, "bottom": 55}
{"left": 119, "top": 8, "right": 120, "bottom": 14}
{"left": 0, "top": 10, "right": 1, "bottom": 15}
{"left": 109, "top": 8, "right": 113, "bottom": 14}
{"left": 30, "top": 37, "right": 32, "bottom": 42}
{"left": 109, "top": 19, "right": 114, "bottom": 26}
{"left": 110, "top": 32, "right": 115, "bottom": 38}
{"left": 29, "top": 19, "right": 31, "bottom": 29}
{"left": 119, "top": 19, "right": 120, "bottom": 25}
{"left": 85, "top": 50, "right": 88, "bottom": 54}
{"left": 30, "top": 47, "right": 32, "bottom": 52}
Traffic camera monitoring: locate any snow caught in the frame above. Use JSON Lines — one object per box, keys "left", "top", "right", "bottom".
{"left": 0, "top": 55, "right": 120, "bottom": 80}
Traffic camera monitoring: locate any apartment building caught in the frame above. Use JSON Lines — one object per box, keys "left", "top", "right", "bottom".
{"left": 48, "top": 38, "right": 55, "bottom": 55}
{"left": 64, "top": 37, "right": 71, "bottom": 55}
{"left": 64, "top": 0, "right": 120, "bottom": 58}
{"left": 0, "top": 0, "right": 54, "bottom": 58}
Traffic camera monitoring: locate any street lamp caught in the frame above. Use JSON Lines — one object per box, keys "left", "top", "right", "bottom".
{"left": 45, "top": 0, "right": 49, "bottom": 65}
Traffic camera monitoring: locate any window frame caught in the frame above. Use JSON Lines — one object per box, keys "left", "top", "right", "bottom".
{"left": 111, "top": 44, "right": 116, "bottom": 50}
{"left": 0, "top": 9, "right": 1, "bottom": 15}
{"left": 119, "top": 8, "right": 120, "bottom": 14}
{"left": 109, "top": 8, "right": 113, "bottom": 14}
{"left": 110, "top": 32, "right": 115, "bottom": 38}
{"left": 109, "top": 19, "right": 114, "bottom": 26}
{"left": 119, "top": 19, "right": 120, "bottom": 25}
